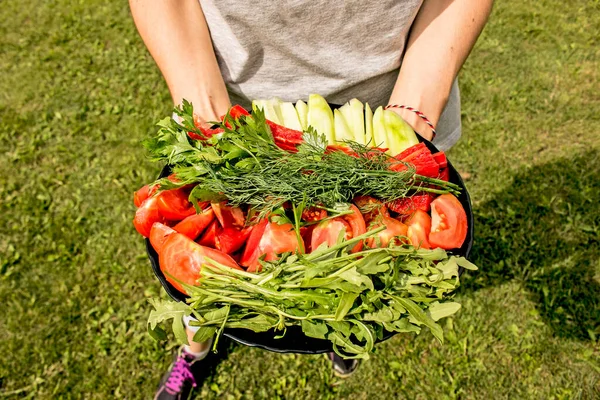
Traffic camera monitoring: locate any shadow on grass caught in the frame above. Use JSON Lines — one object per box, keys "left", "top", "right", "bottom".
{"left": 463, "top": 150, "right": 600, "bottom": 341}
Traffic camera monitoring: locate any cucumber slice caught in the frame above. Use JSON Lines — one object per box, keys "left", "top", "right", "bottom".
{"left": 334, "top": 109, "right": 353, "bottom": 143}
{"left": 280, "top": 101, "right": 303, "bottom": 131}
{"left": 371, "top": 106, "right": 388, "bottom": 150}
{"left": 295, "top": 100, "right": 308, "bottom": 130}
{"left": 343, "top": 99, "right": 366, "bottom": 145}
{"left": 252, "top": 99, "right": 281, "bottom": 124}
{"left": 270, "top": 97, "right": 285, "bottom": 124}
{"left": 383, "top": 109, "right": 419, "bottom": 156}
{"left": 365, "top": 103, "right": 374, "bottom": 147}
{"left": 307, "top": 94, "right": 335, "bottom": 144}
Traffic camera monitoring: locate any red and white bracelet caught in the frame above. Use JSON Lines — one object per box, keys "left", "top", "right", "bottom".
{"left": 385, "top": 104, "right": 437, "bottom": 140}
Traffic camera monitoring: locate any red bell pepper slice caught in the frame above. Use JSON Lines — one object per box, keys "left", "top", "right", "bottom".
{"left": 266, "top": 120, "right": 303, "bottom": 145}
{"left": 391, "top": 143, "right": 439, "bottom": 177}
{"left": 432, "top": 152, "right": 448, "bottom": 169}
{"left": 438, "top": 168, "right": 450, "bottom": 182}
{"left": 387, "top": 193, "right": 434, "bottom": 215}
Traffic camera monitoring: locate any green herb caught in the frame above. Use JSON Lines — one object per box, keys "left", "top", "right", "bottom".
{"left": 148, "top": 228, "right": 476, "bottom": 359}
{"left": 144, "top": 102, "right": 461, "bottom": 219}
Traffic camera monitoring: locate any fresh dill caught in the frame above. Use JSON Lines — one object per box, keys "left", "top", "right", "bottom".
{"left": 144, "top": 101, "right": 461, "bottom": 216}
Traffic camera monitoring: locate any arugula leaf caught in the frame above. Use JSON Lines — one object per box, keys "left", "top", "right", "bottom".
{"left": 427, "top": 301, "right": 462, "bottom": 321}
{"left": 338, "top": 267, "right": 374, "bottom": 290}
{"left": 301, "top": 320, "right": 329, "bottom": 339}
{"left": 335, "top": 292, "right": 359, "bottom": 321}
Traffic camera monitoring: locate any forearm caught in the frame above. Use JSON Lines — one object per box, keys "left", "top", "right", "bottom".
{"left": 129, "top": 0, "right": 230, "bottom": 121}
{"left": 389, "top": 0, "right": 493, "bottom": 138}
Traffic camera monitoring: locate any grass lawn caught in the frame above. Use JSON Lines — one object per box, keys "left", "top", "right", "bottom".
{"left": 1, "top": 0, "right": 599, "bottom": 398}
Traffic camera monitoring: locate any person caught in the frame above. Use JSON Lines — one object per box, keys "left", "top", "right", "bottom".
{"left": 129, "top": 1, "right": 494, "bottom": 398}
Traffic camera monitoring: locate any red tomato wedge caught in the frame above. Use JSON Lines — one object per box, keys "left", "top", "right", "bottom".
{"left": 309, "top": 204, "right": 366, "bottom": 253}
{"left": 196, "top": 219, "right": 219, "bottom": 248}
{"left": 172, "top": 208, "right": 215, "bottom": 241}
{"left": 429, "top": 194, "right": 468, "bottom": 250}
{"left": 211, "top": 202, "right": 245, "bottom": 228}
{"left": 215, "top": 226, "right": 253, "bottom": 254}
{"left": 160, "top": 232, "right": 242, "bottom": 294}
{"left": 241, "top": 220, "right": 300, "bottom": 272}
{"left": 133, "top": 197, "right": 164, "bottom": 237}
{"left": 149, "top": 222, "right": 176, "bottom": 254}
{"left": 353, "top": 195, "right": 390, "bottom": 224}
{"left": 366, "top": 214, "right": 408, "bottom": 248}
{"left": 311, "top": 218, "right": 352, "bottom": 252}
{"left": 156, "top": 188, "right": 196, "bottom": 221}
{"left": 344, "top": 204, "right": 367, "bottom": 252}
{"left": 133, "top": 184, "right": 159, "bottom": 208}
{"left": 301, "top": 207, "right": 327, "bottom": 222}
{"left": 405, "top": 210, "right": 432, "bottom": 249}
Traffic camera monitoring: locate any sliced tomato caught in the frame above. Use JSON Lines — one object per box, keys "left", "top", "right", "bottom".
{"left": 405, "top": 210, "right": 431, "bottom": 249}
{"left": 133, "top": 184, "right": 159, "bottom": 208}
{"left": 215, "top": 226, "right": 253, "bottom": 254}
{"left": 353, "top": 195, "right": 389, "bottom": 224}
{"left": 366, "top": 214, "right": 408, "bottom": 248}
{"left": 149, "top": 222, "right": 176, "bottom": 253}
{"left": 156, "top": 188, "right": 195, "bottom": 221}
{"left": 310, "top": 218, "right": 352, "bottom": 252}
{"left": 196, "top": 219, "right": 219, "bottom": 248}
{"left": 387, "top": 193, "right": 434, "bottom": 215}
{"left": 301, "top": 206, "right": 327, "bottom": 222}
{"left": 344, "top": 204, "right": 367, "bottom": 252}
{"left": 309, "top": 204, "right": 366, "bottom": 253}
{"left": 240, "top": 219, "right": 299, "bottom": 272}
{"left": 211, "top": 202, "right": 245, "bottom": 228}
{"left": 429, "top": 194, "right": 468, "bottom": 250}
{"left": 160, "top": 232, "right": 241, "bottom": 294}
{"left": 172, "top": 208, "right": 215, "bottom": 241}
{"left": 133, "top": 197, "right": 164, "bottom": 238}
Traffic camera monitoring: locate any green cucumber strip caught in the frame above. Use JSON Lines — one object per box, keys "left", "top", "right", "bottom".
{"left": 295, "top": 100, "right": 308, "bottom": 130}
{"left": 371, "top": 106, "right": 389, "bottom": 151}
{"left": 365, "top": 102, "right": 374, "bottom": 147}
{"left": 252, "top": 99, "right": 281, "bottom": 124}
{"left": 280, "top": 101, "right": 303, "bottom": 131}
{"left": 307, "top": 94, "right": 335, "bottom": 144}
{"left": 334, "top": 108, "right": 353, "bottom": 143}
{"left": 382, "top": 109, "right": 419, "bottom": 156}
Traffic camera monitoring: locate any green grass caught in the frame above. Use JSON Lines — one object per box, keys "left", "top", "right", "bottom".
{"left": 1, "top": 0, "right": 599, "bottom": 398}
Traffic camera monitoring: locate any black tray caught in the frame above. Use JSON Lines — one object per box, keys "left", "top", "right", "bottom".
{"left": 145, "top": 117, "right": 474, "bottom": 354}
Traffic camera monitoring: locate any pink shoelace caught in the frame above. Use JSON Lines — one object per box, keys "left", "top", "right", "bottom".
{"left": 165, "top": 355, "right": 197, "bottom": 394}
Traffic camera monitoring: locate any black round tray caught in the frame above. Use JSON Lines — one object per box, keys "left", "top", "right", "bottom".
{"left": 145, "top": 118, "right": 474, "bottom": 354}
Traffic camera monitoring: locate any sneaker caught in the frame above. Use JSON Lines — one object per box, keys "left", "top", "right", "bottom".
{"left": 327, "top": 352, "right": 360, "bottom": 378}
{"left": 154, "top": 348, "right": 200, "bottom": 400}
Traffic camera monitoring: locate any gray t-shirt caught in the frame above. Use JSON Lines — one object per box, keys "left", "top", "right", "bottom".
{"left": 200, "top": 0, "right": 461, "bottom": 150}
